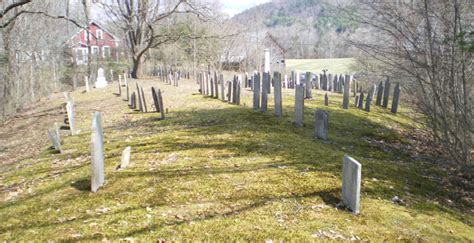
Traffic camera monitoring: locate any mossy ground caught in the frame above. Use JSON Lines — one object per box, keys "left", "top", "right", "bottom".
{"left": 0, "top": 77, "right": 472, "bottom": 241}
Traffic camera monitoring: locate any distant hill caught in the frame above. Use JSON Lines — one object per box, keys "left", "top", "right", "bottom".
{"left": 229, "top": 0, "right": 358, "bottom": 59}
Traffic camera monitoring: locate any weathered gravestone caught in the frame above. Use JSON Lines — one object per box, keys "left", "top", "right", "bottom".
{"left": 66, "top": 100, "right": 76, "bottom": 135}
{"left": 151, "top": 87, "right": 160, "bottom": 112}
{"left": 220, "top": 74, "right": 225, "bottom": 101}
{"left": 325, "top": 93, "right": 329, "bottom": 106}
{"left": 236, "top": 76, "right": 241, "bottom": 105}
{"left": 214, "top": 72, "right": 219, "bottom": 99}
{"left": 130, "top": 92, "right": 136, "bottom": 109}
{"left": 47, "top": 122, "right": 62, "bottom": 153}
{"left": 136, "top": 83, "right": 143, "bottom": 112}
{"left": 232, "top": 76, "right": 238, "bottom": 104}
{"left": 355, "top": 96, "right": 359, "bottom": 107}
{"left": 376, "top": 81, "right": 384, "bottom": 106}
{"left": 342, "top": 76, "right": 350, "bottom": 109}
{"left": 382, "top": 77, "right": 391, "bottom": 108}
{"left": 157, "top": 89, "right": 165, "bottom": 120}
{"left": 226, "top": 81, "right": 232, "bottom": 103}
{"left": 342, "top": 155, "right": 362, "bottom": 214}
{"left": 95, "top": 68, "right": 108, "bottom": 88}
{"left": 366, "top": 85, "right": 376, "bottom": 112}
{"left": 305, "top": 72, "right": 313, "bottom": 99}
{"left": 314, "top": 109, "right": 328, "bottom": 140}
{"left": 126, "top": 80, "right": 129, "bottom": 101}
{"left": 210, "top": 76, "right": 215, "bottom": 97}
{"left": 117, "top": 80, "right": 122, "bottom": 96}
{"left": 261, "top": 72, "right": 269, "bottom": 112}
{"left": 253, "top": 73, "right": 261, "bottom": 110}
{"left": 391, "top": 83, "right": 400, "bottom": 114}
{"left": 140, "top": 87, "right": 148, "bottom": 113}
{"left": 274, "top": 72, "right": 283, "bottom": 117}
{"left": 120, "top": 146, "right": 131, "bottom": 169}
{"left": 294, "top": 85, "right": 305, "bottom": 127}
{"left": 358, "top": 92, "right": 364, "bottom": 109}
{"left": 91, "top": 112, "right": 105, "bottom": 192}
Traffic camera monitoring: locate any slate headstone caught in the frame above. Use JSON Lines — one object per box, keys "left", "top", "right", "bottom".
{"left": 294, "top": 85, "right": 304, "bottom": 127}
{"left": 382, "top": 77, "right": 390, "bottom": 108}
{"left": 391, "top": 83, "right": 400, "bottom": 113}
{"left": 314, "top": 109, "right": 329, "bottom": 140}
{"left": 261, "top": 72, "right": 269, "bottom": 112}
{"left": 274, "top": 72, "right": 283, "bottom": 117}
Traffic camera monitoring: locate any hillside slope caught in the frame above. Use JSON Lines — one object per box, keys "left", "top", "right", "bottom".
{"left": 0, "top": 77, "right": 472, "bottom": 240}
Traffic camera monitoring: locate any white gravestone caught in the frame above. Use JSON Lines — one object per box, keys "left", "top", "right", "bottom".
{"left": 121, "top": 146, "right": 131, "bottom": 169}
{"left": 66, "top": 101, "right": 76, "bottom": 135}
{"left": 264, "top": 48, "right": 271, "bottom": 73}
{"left": 342, "top": 155, "right": 361, "bottom": 214}
{"left": 95, "top": 68, "right": 108, "bottom": 88}
{"left": 91, "top": 112, "right": 105, "bottom": 192}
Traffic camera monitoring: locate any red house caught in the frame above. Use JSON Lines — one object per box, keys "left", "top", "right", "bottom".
{"left": 68, "top": 21, "right": 121, "bottom": 65}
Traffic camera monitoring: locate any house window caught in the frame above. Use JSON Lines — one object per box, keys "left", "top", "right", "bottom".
{"left": 91, "top": 46, "right": 99, "bottom": 55}
{"left": 102, "top": 46, "right": 110, "bottom": 58}
{"left": 96, "top": 29, "right": 103, "bottom": 40}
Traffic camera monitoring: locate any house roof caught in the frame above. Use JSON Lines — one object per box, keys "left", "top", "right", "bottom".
{"left": 264, "top": 32, "right": 286, "bottom": 54}
{"left": 67, "top": 20, "right": 120, "bottom": 42}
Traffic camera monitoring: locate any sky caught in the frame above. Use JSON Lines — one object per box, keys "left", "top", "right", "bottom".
{"left": 220, "top": 0, "right": 271, "bottom": 17}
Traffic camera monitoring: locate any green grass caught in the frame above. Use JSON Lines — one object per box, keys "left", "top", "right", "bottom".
{"left": 0, "top": 78, "right": 472, "bottom": 241}
{"left": 286, "top": 58, "right": 357, "bottom": 74}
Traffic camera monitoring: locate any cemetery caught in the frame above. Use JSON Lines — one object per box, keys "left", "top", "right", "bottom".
{"left": 0, "top": 0, "right": 472, "bottom": 241}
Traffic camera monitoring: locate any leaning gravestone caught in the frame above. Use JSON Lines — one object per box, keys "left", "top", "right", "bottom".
{"left": 274, "top": 72, "right": 283, "bottom": 117}
{"left": 314, "top": 109, "right": 328, "bottom": 140}
{"left": 95, "top": 68, "right": 108, "bottom": 88}
{"left": 342, "top": 155, "right": 361, "bottom": 214}
{"left": 253, "top": 73, "right": 261, "bottom": 110}
{"left": 120, "top": 146, "right": 131, "bottom": 169}
{"left": 66, "top": 100, "right": 76, "bottom": 135}
{"left": 391, "top": 83, "right": 400, "bottom": 113}
{"left": 294, "top": 85, "right": 305, "bottom": 127}
{"left": 136, "top": 83, "right": 143, "bottom": 112}
{"left": 151, "top": 87, "right": 160, "bottom": 112}
{"left": 91, "top": 112, "right": 105, "bottom": 192}
{"left": 382, "top": 77, "right": 391, "bottom": 108}
{"left": 47, "top": 122, "right": 62, "bottom": 153}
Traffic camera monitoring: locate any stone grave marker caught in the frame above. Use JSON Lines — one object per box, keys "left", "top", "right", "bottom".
{"left": 95, "top": 68, "right": 108, "bottom": 88}
{"left": 117, "top": 80, "right": 122, "bottom": 96}
{"left": 214, "top": 72, "right": 219, "bottom": 98}
{"left": 253, "top": 73, "right": 261, "bottom": 110}
{"left": 342, "top": 76, "right": 350, "bottom": 109}
{"left": 140, "top": 87, "right": 148, "bottom": 113}
{"left": 236, "top": 77, "right": 241, "bottom": 105}
{"left": 325, "top": 93, "right": 329, "bottom": 106}
{"left": 151, "top": 87, "right": 160, "bottom": 112}
{"left": 91, "top": 112, "right": 105, "bottom": 192}
{"left": 391, "top": 83, "right": 400, "bottom": 113}
{"left": 47, "top": 122, "right": 62, "bottom": 153}
{"left": 66, "top": 100, "right": 76, "bottom": 135}
{"left": 220, "top": 74, "right": 225, "bottom": 101}
{"left": 136, "top": 83, "right": 143, "bottom": 112}
{"left": 294, "top": 85, "right": 304, "bottom": 127}
{"left": 120, "top": 146, "right": 131, "bottom": 169}
{"left": 314, "top": 109, "right": 329, "bottom": 140}
{"left": 274, "top": 72, "right": 283, "bottom": 117}
{"left": 210, "top": 76, "right": 215, "bottom": 97}
{"left": 261, "top": 72, "right": 269, "bottom": 112}
{"left": 157, "top": 89, "right": 165, "bottom": 120}
{"left": 232, "top": 76, "right": 238, "bottom": 104}
{"left": 376, "top": 81, "right": 384, "bottom": 106}
{"left": 305, "top": 72, "right": 313, "bottom": 99}
{"left": 342, "top": 155, "right": 361, "bottom": 214}
{"left": 366, "top": 85, "right": 375, "bottom": 112}
{"left": 358, "top": 92, "right": 364, "bottom": 109}
{"left": 382, "top": 77, "right": 391, "bottom": 108}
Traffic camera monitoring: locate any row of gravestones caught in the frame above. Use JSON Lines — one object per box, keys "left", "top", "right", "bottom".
{"left": 195, "top": 71, "right": 362, "bottom": 214}
{"left": 197, "top": 71, "right": 242, "bottom": 105}
{"left": 155, "top": 66, "right": 192, "bottom": 87}
{"left": 353, "top": 77, "right": 401, "bottom": 113}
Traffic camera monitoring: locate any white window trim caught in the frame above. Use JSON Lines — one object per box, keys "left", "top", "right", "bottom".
{"left": 91, "top": 46, "right": 99, "bottom": 55}
{"left": 96, "top": 29, "right": 103, "bottom": 40}
{"left": 102, "top": 45, "right": 110, "bottom": 58}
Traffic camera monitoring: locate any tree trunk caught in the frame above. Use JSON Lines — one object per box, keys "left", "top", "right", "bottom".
{"left": 131, "top": 57, "right": 140, "bottom": 79}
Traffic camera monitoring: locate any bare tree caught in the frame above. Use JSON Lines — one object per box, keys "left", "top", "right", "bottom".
{"left": 344, "top": 0, "right": 473, "bottom": 165}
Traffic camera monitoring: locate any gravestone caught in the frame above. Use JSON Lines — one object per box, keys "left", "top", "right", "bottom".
{"left": 342, "top": 76, "right": 350, "bottom": 109}
{"left": 382, "top": 78, "right": 391, "bottom": 108}
{"left": 157, "top": 89, "right": 165, "bottom": 120}
{"left": 294, "top": 85, "right": 304, "bottom": 127}
{"left": 95, "top": 68, "right": 108, "bottom": 88}
{"left": 91, "top": 112, "right": 105, "bottom": 192}
{"left": 140, "top": 87, "right": 148, "bottom": 113}
{"left": 314, "top": 109, "right": 329, "bottom": 140}
{"left": 391, "top": 83, "right": 400, "bottom": 113}
{"left": 220, "top": 74, "right": 225, "bottom": 101}
{"left": 232, "top": 76, "right": 238, "bottom": 104}
{"left": 274, "top": 72, "right": 283, "bottom": 117}
{"left": 130, "top": 92, "right": 136, "bottom": 109}
{"left": 214, "top": 72, "right": 219, "bottom": 98}
{"left": 376, "top": 81, "right": 384, "bottom": 106}
{"left": 210, "top": 76, "right": 214, "bottom": 97}
{"left": 253, "top": 73, "right": 261, "bottom": 110}
{"left": 261, "top": 72, "right": 269, "bottom": 112}
{"left": 305, "top": 72, "right": 313, "bottom": 99}
{"left": 66, "top": 101, "right": 76, "bottom": 135}
{"left": 126, "top": 81, "right": 129, "bottom": 101}
{"left": 328, "top": 74, "right": 333, "bottom": 91}
{"left": 117, "top": 80, "right": 122, "bottom": 96}
{"left": 342, "top": 155, "right": 361, "bottom": 214}
{"left": 85, "top": 76, "right": 90, "bottom": 93}
{"left": 355, "top": 96, "right": 359, "bottom": 107}
{"left": 227, "top": 81, "right": 232, "bottom": 103}
{"left": 358, "top": 92, "right": 364, "bottom": 109}
{"left": 366, "top": 85, "right": 375, "bottom": 112}
{"left": 47, "top": 122, "right": 62, "bottom": 153}
{"left": 236, "top": 77, "right": 241, "bottom": 105}
{"left": 120, "top": 146, "right": 131, "bottom": 169}
{"left": 136, "top": 83, "right": 143, "bottom": 112}
{"left": 151, "top": 87, "right": 160, "bottom": 112}
{"left": 324, "top": 93, "right": 329, "bottom": 106}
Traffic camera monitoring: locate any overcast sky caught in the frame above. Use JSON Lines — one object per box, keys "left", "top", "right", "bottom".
{"left": 220, "top": 0, "right": 271, "bottom": 17}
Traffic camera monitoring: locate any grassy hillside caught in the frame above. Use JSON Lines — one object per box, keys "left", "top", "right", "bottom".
{"left": 0, "top": 77, "right": 472, "bottom": 241}
{"left": 286, "top": 58, "right": 357, "bottom": 74}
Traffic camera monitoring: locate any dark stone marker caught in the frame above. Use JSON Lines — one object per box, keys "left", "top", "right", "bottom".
{"left": 210, "top": 76, "right": 214, "bottom": 97}
{"left": 325, "top": 93, "right": 329, "bottom": 106}
{"left": 261, "top": 72, "right": 269, "bottom": 112}
{"left": 366, "top": 84, "right": 375, "bottom": 112}
{"left": 342, "top": 76, "right": 350, "bottom": 109}
{"left": 274, "top": 72, "right": 282, "bottom": 117}
{"left": 314, "top": 109, "right": 329, "bottom": 140}
{"left": 328, "top": 74, "right": 333, "bottom": 91}
{"left": 305, "top": 72, "right": 312, "bottom": 99}
{"left": 253, "top": 73, "right": 260, "bottom": 110}
{"left": 382, "top": 77, "right": 391, "bottom": 108}
{"left": 358, "top": 92, "right": 364, "bottom": 109}
{"left": 141, "top": 87, "right": 148, "bottom": 113}
{"left": 130, "top": 92, "right": 136, "bottom": 109}
{"left": 126, "top": 81, "right": 129, "bottom": 101}
{"left": 157, "top": 89, "right": 165, "bottom": 120}
{"left": 236, "top": 78, "right": 241, "bottom": 105}
{"left": 151, "top": 87, "right": 160, "bottom": 112}
{"left": 391, "top": 83, "right": 400, "bottom": 113}
{"left": 214, "top": 72, "right": 219, "bottom": 99}
{"left": 294, "top": 85, "right": 304, "bottom": 127}
{"left": 376, "top": 81, "right": 384, "bottom": 106}
{"left": 232, "top": 76, "right": 238, "bottom": 104}
{"left": 227, "top": 81, "right": 232, "bottom": 103}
